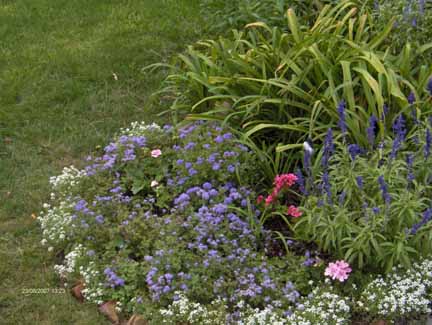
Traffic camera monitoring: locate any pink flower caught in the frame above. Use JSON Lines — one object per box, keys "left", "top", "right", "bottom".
{"left": 287, "top": 205, "right": 302, "bottom": 218}
{"left": 256, "top": 195, "right": 264, "bottom": 204}
{"left": 151, "top": 149, "right": 162, "bottom": 158}
{"left": 274, "top": 173, "right": 298, "bottom": 191}
{"left": 324, "top": 260, "right": 352, "bottom": 282}
{"left": 264, "top": 195, "right": 275, "bottom": 206}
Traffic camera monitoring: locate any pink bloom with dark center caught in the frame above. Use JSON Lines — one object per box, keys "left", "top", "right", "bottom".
{"left": 151, "top": 149, "right": 162, "bottom": 158}
{"left": 324, "top": 260, "right": 352, "bottom": 282}
{"left": 287, "top": 205, "right": 302, "bottom": 218}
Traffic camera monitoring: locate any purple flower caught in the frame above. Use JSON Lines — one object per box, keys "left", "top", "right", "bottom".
{"left": 356, "top": 176, "right": 364, "bottom": 190}
{"left": 406, "top": 153, "right": 415, "bottom": 183}
{"left": 427, "top": 77, "right": 432, "bottom": 96}
{"left": 212, "top": 163, "right": 221, "bottom": 171}
{"left": 425, "top": 128, "right": 431, "bottom": 159}
{"left": 419, "top": 0, "right": 425, "bottom": 14}
{"left": 410, "top": 208, "right": 432, "bottom": 235}
{"left": 408, "top": 92, "right": 416, "bottom": 104}
{"left": 188, "top": 168, "right": 198, "bottom": 176}
{"left": 227, "top": 165, "right": 235, "bottom": 173}
{"left": 393, "top": 114, "right": 406, "bottom": 140}
{"left": 184, "top": 142, "right": 196, "bottom": 150}
{"left": 337, "top": 100, "right": 347, "bottom": 135}
{"left": 321, "top": 128, "right": 334, "bottom": 169}
{"left": 95, "top": 215, "right": 105, "bottom": 224}
{"left": 215, "top": 135, "right": 224, "bottom": 143}
{"left": 367, "top": 115, "right": 378, "bottom": 147}
{"left": 338, "top": 191, "right": 347, "bottom": 206}
{"left": 223, "top": 133, "right": 233, "bottom": 140}
{"left": 295, "top": 169, "right": 307, "bottom": 195}
{"left": 378, "top": 175, "right": 391, "bottom": 205}
{"left": 372, "top": 207, "right": 380, "bottom": 215}
{"left": 202, "top": 182, "right": 212, "bottom": 190}
{"left": 348, "top": 144, "right": 364, "bottom": 161}
{"left": 322, "top": 172, "right": 332, "bottom": 205}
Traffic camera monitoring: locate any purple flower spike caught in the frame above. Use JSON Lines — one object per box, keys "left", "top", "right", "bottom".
{"left": 408, "top": 92, "right": 416, "bottom": 104}
{"left": 378, "top": 175, "right": 391, "bottom": 205}
{"left": 367, "top": 115, "right": 378, "bottom": 147}
{"left": 321, "top": 128, "right": 334, "bottom": 169}
{"left": 337, "top": 100, "right": 347, "bottom": 135}
{"left": 425, "top": 128, "right": 431, "bottom": 159}
{"left": 356, "top": 176, "right": 363, "bottom": 190}
{"left": 427, "top": 78, "right": 432, "bottom": 96}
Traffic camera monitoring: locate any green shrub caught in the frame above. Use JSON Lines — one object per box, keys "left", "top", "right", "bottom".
{"left": 291, "top": 116, "right": 432, "bottom": 273}
{"left": 152, "top": 0, "right": 432, "bottom": 166}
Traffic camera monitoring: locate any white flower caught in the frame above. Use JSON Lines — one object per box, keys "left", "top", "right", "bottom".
{"left": 151, "top": 180, "right": 159, "bottom": 188}
{"left": 303, "top": 141, "right": 313, "bottom": 154}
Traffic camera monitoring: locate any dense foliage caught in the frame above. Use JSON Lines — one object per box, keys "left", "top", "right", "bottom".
{"left": 154, "top": 1, "right": 432, "bottom": 159}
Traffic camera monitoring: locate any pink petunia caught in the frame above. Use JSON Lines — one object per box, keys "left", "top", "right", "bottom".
{"left": 151, "top": 149, "right": 162, "bottom": 158}
{"left": 287, "top": 205, "right": 302, "bottom": 218}
{"left": 324, "top": 260, "right": 352, "bottom": 282}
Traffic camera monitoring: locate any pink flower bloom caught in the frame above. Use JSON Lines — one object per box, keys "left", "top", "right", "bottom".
{"left": 274, "top": 173, "right": 298, "bottom": 192}
{"left": 264, "top": 195, "right": 275, "bottom": 206}
{"left": 287, "top": 205, "right": 302, "bottom": 218}
{"left": 256, "top": 195, "right": 264, "bottom": 204}
{"left": 151, "top": 149, "right": 162, "bottom": 158}
{"left": 324, "top": 260, "right": 352, "bottom": 282}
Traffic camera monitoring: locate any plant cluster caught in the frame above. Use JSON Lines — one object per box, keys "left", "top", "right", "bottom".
{"left": 39, "top": 121, "right": 316, "bottom": 322}
{"left": 291, "top": 114, "right": 432, "bottom": 273}
{"left": 154, "top": 0, "right": 432, "bottom": 162}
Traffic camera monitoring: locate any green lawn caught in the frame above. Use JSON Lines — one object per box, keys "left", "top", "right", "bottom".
{"left": 0, "top": 1, "right": 201, "bottom": 323}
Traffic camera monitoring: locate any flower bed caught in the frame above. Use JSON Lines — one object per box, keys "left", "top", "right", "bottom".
{"left": 39, "top": 120, "right": 432, "bottom": 324}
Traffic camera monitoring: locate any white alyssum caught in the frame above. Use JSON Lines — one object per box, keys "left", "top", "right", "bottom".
{"left": 38, "top": 199, "right": 75, "bottom": 244}
{"left": 80, "top": 261, "right": 106, "bottom": 305}
{"left": 49, "top": 165, "right": 86, "bottom": 193}
{"left": 159, "top": 292, "right": 226, "bottom": 324}
{"left": 238, "top": 305, "right": 287, "bottom": 325}
{"left": 286, "top": 287, "right": 350, "bottom": 325}
{"left": 119, "top": 121, "right": 161, "bottom": 137}
{"left": 357, "top": 258, "right": 432, "bottom": 318}
{"left": 54, "top": 244, "right": 84, "bottom": 278}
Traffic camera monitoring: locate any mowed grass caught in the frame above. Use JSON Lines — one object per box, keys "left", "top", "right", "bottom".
{"left": 0, "top": 1, "right": 201, "bottom": 323}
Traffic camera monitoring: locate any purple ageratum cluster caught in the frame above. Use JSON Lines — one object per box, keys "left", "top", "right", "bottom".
{"left": 104, "top": 267, "right": 125, "bottom": 288}
{"left": 144, "top": 181, "right": 299, "bottom": 311}
{"left": 85, "top": 135, "right": 147, "bottom": 175}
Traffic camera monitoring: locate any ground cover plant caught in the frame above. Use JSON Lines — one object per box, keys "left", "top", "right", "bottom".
{"left": 0, "top": 0, "right": 202, "bottom": 323}
{"left": 39, "top": 121, "right": 319, "bottom": 323}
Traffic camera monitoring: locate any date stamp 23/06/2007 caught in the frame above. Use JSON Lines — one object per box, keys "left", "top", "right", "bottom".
{"left": 21, "top": 288, "right": 66, "bottom": 295}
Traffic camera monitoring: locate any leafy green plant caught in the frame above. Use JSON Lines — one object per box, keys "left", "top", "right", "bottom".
{"left": 371, "top": 0, "right": 432, "bottom": 56}
{"left": 292, "top": 117, "right": 432, "bottom": 273}
{"left": 151, "top": 0, "right": 432, "bottom": 164}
